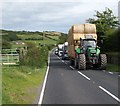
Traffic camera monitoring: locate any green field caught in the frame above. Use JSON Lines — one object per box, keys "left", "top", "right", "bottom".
{"left": 2, "top": 66, "right": 46, "bottom": 104}
{"left": 47, "top": 35, "right": 59, "bottom": 40}
{"left": 17, "top": 34, "right": 43, "bottom": 39}
{"left": 11, "top": 34, "right": 59, "bottom": 49}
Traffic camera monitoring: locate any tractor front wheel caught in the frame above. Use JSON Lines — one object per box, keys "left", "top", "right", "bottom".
{"left": 78, "top": 54, "right": 86, "bottom": 70}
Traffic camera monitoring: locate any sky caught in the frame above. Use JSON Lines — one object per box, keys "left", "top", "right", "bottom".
{"left": 1, "top": 0, "right": 120, "bottom": 33}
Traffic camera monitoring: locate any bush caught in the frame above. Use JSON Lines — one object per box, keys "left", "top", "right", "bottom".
{"left": 21, "top": 43, "right": 49, "bottom": 68}
{"left": 25, "top": 42, "right": 36, "bottom": 49}
{"left": 104, "top": 28, "right": 120, "bottom": 52}
{"left": 24, "top": 47, "right": 41, "bottom": 67}
{"left": 2, "top": 40, "right": 11, "bottom": 49}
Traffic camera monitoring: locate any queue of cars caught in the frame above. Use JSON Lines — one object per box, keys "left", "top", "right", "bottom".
{"left": 55, "top": 42, "right": 69, "bottom": 60}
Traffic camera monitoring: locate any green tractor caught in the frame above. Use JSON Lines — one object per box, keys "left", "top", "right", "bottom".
{"left": 75, "top": 38, "right": 107, "bottom": 70}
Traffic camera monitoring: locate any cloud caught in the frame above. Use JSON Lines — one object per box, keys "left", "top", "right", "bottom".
{"left": 1, "top": 1, "right": 120, "bottom": 32}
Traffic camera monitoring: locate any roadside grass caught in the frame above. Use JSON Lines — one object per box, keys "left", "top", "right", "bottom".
{"left": 2, "top": 65, "right": 46, "bottom": 104}
{"left": 106, "top": 64, "right": 120, "bottom": 72}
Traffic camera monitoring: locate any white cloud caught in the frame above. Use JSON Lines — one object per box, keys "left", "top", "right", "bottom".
{"left": 1, "top": 1, "right": 120, "bottom": 32}
{"left": 2, "top": 0, "right": 120, "bottom": 3}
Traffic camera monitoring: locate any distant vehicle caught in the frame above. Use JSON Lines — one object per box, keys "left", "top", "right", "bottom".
{"left": 58, "top": 44, "right": 64, "bottom": 57}
{"left": 55, "top": 48, "right": 58, "bottom": 55}
{"left": 62, "top": 42, "right": 68, "bottom": 60}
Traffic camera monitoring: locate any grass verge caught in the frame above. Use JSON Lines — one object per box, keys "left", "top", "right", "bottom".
{"left": 106, "top": 64, "right": 120, "bottom": 72}
{"left": 2, "top": 65, "right": 46, "bottom": 104}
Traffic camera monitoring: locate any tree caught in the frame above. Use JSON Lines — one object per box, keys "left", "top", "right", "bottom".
{"left": 58, "top": 33, "right": 67, "bottom": 44}
{"left": 2, "top": 40, "right": 11, "bottom": 49}
{"left": 2, "top": 30, "right": 19, "bottom": 41}
{"left": 86, "top": 8, "right": 119, "bottom": 40}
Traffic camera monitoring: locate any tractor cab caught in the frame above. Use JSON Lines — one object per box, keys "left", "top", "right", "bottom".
{"left": 80, "top": 37, "right": 97, "bottom": 54}
{"left": 81, "top": 38, "right": 96, "bottom": 49}
{"left": 79, "top": 37, "right": 100, "bottom": 66}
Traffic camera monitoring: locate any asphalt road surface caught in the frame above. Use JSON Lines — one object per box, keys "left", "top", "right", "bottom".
{"left": 39, "top": 51, "right": 120, "bottom": 105}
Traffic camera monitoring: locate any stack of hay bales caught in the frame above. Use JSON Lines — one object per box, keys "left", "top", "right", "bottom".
{"left": 67, "top": 24, "right": 97, "bottom": 58}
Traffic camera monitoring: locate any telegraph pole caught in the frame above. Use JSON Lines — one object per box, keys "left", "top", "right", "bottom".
{"left": 43, "top": 31, "right": 45, "bottom": 46}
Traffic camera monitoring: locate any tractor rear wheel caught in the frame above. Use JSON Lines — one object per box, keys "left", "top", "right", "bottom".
{"left": 99, "top": 54, "right": 107, "bottom": 70}
{"left": 78, "top": 54, "right": 86, "bottom": 70}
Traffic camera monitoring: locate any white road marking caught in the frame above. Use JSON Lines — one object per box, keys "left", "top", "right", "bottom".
{"left": 78, "top": 71, "right": 90, "bottom": 81}
{"left": 61, "top": 60, "right": 64, "bottom": 63}
{"left": 119, "top": 75, "right": 120, "bottom": 77}
{"left": 70, "top": 66, "right": 75, "bottom": 70}
{"left": 57, "top": 56, "right": 60, "bottom": 59}
{"left": 65, "top": 62, "right": 67, "bottom": 65}
{"left": 109, "top": 72, "right": 113, "bottom": 74}
{"left": 99, "top": 86, "right": 120, "bottom": 102}
{"left": 38, "top": 54, "right": 50, "bottom": 104}
{"left": 103, "top": 70, "right": 106, "bottom": 72}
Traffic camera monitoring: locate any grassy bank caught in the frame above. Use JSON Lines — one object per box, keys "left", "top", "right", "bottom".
{"left": 2, "top": 65, "right": 46, "bottom": 104}
{"left": 106, "top": 64, "right": 120, "bottom": 72}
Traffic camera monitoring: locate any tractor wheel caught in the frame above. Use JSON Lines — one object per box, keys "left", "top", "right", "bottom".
{"left": 78, "top": 54, "right": 86, "bottom": 70}
{"left": 99, "top": 54, "right": 107, "bottom": 70}
{"left": 74, "top": 57, "right": 78, "bottom": 68}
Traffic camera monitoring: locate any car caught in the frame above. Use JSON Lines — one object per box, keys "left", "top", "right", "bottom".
{"left": 55, "top": 48, "right": 58, "bottom": 55}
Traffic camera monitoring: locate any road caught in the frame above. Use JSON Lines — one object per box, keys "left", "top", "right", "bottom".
{"left": 39, "top": 51, "right": 120, "bottom": 105}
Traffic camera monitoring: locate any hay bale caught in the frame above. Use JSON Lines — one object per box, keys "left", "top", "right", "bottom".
{"left": 68, "top": 45, "right": 75, "bottom": 58}
{"left": 73, "top": 34, "right": 84, "bottom": 40}
{"left": 84, "top": 24, "right": 96, "bottom": 34}
{"left": 74, "top": 40, "right": 80, "bottom": 46}
{"left": 71, "top": 24, "right": 84, "bottom": 33}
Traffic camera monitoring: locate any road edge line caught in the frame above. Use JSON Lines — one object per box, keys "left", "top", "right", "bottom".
{"left": 78, "top": 71, "right": 90, "bottom": 81}
{"left": 38, "top": 52, "right": 50, "bottom": 104}
{"left": 99, "top": 86, "right": 120, "bottom": 102}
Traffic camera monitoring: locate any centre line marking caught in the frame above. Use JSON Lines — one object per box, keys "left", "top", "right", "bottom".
{"left": 70, "top": 66, "right": 75, "bottom": 70}
{"left": 109, "top": 72, "right": 113, "bottom": 74}
{"left": 103, "top": 70, "right": 106, "bottom": 72}
{"left": 78, "top": 71, "right": 90, "bottom": 80}
{"left": 99, "top": 86, "right": 120, "bottom": 102}
{"left": 65, "top": 62, "right": 67, "bottom": 65}
{"left": 57, "top": 56, "right": 60, "bottom": 59}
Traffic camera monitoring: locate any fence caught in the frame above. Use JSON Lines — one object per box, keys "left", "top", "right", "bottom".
{"left": 0, "top": 54, "right": 19, "bottom": 65}
{"left": 0, "top": 49, "right": 20, "bottom": 65}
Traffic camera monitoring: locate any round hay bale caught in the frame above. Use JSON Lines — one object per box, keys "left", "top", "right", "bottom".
{"left": 73, "top": 34, "right": 84, "bottom": 40}
{"left": 71, "top": 24, "right": 84, "bottom": 33}
{"left": 84, "top": 24, "right": 96, "bottom": 34}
